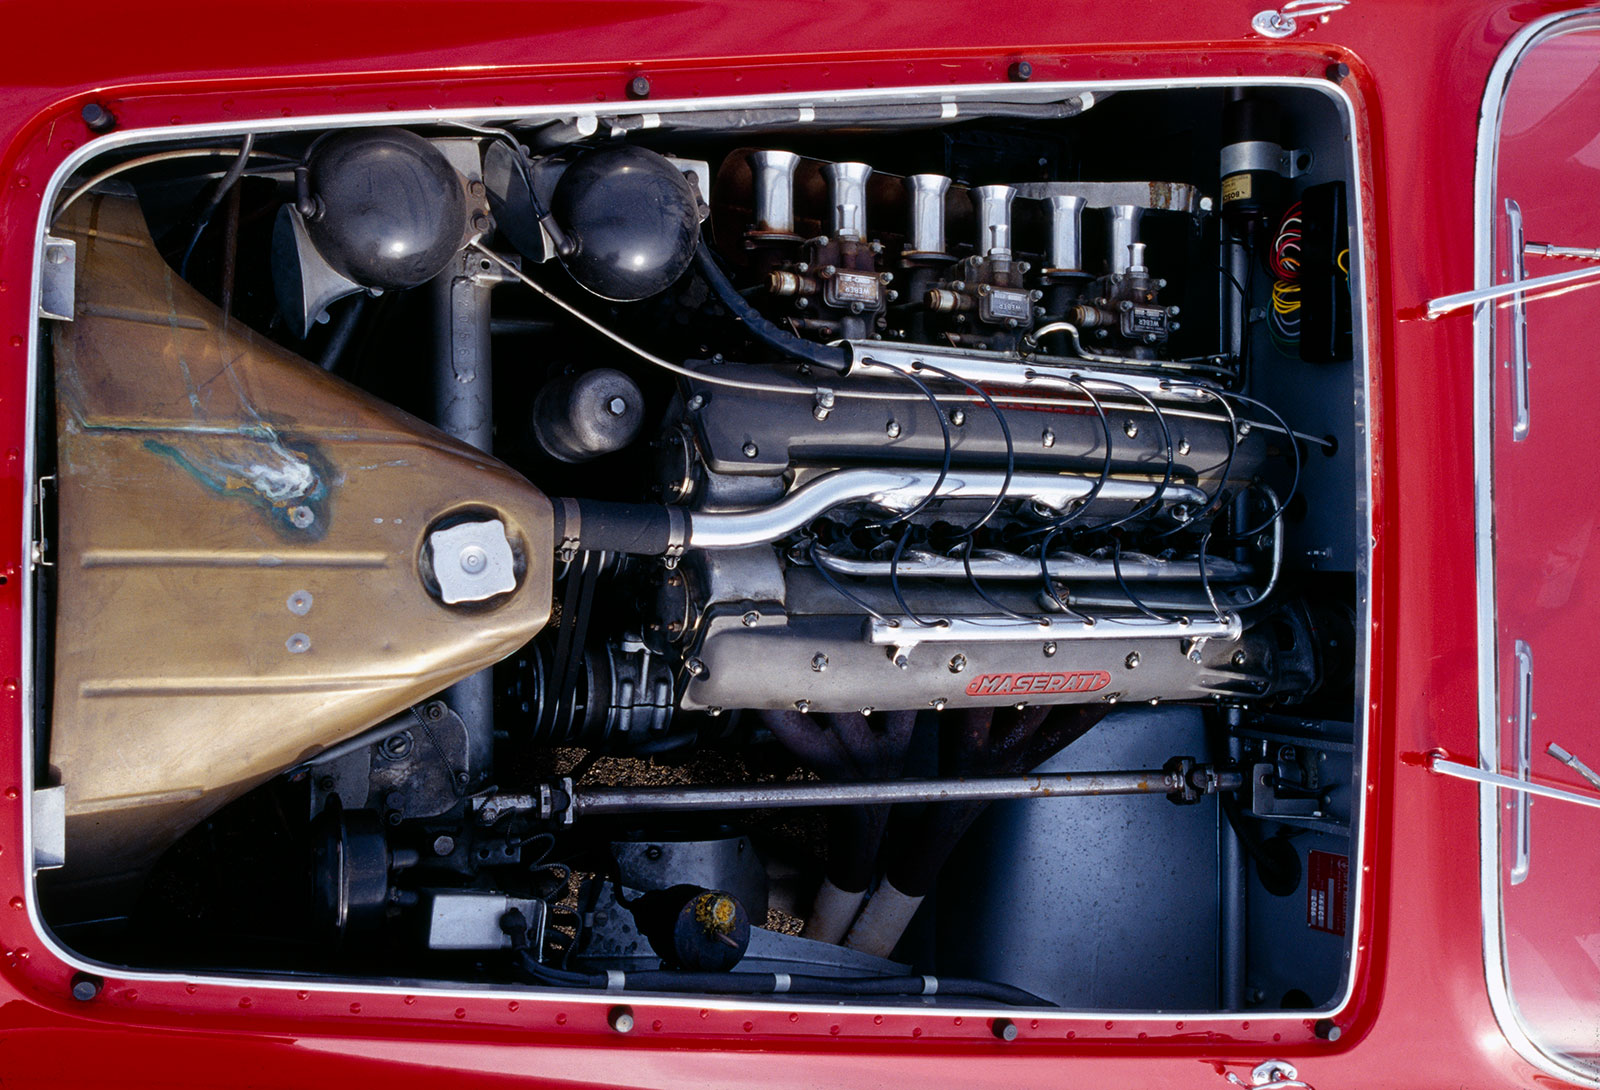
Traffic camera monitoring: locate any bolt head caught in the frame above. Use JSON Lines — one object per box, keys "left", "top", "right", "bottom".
{"left": 742, "top": 441, "right": 759, "bottom": 458}
{"left": 811, "top": 652, "right": 829, "bottom": 672}
{"left": 1125, "top": 652, "right": 1141, "bottom": 669}
{"left": 70, "top": 974, "right": 102, "bottom": 1002}
{"left": 1232, "top": 651, "right": 1247, "bottom": 667}
{"left": 80, "top": 103, "right": 116, "bottom": 133}
{"left": 686, "top": 394, "right": 705, "bottom": 411}
{"left": 1043, "top": 641, "right": 1058, "bottom": 657}
{"left": 1041, "top": 428, "right": 1056, "bottom": 449}
{"left": 1007, "top": 60, "right": 1033, "bottom": 82}
{"left": 609, "top": 1005, "right": 636, "bottom": 1032}
{"left": 1123, "top": 419, "right": 1139, "bottom": 439}
{"left": 432, "top": 835, "right": 456, "bottom": 856}
{"left": 607, "top": 396, "right": 627, "bottom": 416}
{"left": 741, "top": 610, "right": 761, "bottom": 627}
{"left": 686, "top": 658, "right": 707, "bottom": 678}
{"left": 930, "top": 698, "right": 948, "bottom": 711}
{"left": 794, "top": 699, "right": 812, "bottom": 713}
{"left": 949, "top": 653, "right": 968, "bottom": 674}
{"left": 1178, "top": 438, "right": 1192, "bottom": 456}
{"left": 949, "top": 409, "right": 966, "bottom": 427}
{"left": 993, "top": 1016, "right": 1019, "bottom": 1040}
{"left": 626, "top": 75, "right": 652, "bottom": 99}
{"left": 886, "top": 420, "right": 902, "bottom": 439}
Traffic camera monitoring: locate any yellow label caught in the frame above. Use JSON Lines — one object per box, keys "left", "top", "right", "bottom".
{"left": 1221, "top": 173, "right": 1252, "bottom": 204}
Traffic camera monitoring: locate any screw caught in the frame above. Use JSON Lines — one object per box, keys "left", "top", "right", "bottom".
{"left": 1177, "top": 438, "right": 1192, "bottom": 456}
{"left": 686, "top": 394, "right": 705, "bottom": 411}
{"left": 379, "top": 732, "right": 413, "bottom": 760}
{"left": 1043, "top": 642, "right": 1057, "bottom": 657}
{"left": 1123, "top": 419, "right": 1139, "bottom": 438}
{"left": 1120, "top": 300, "right": 1134, "bottom": 312}
{"left": 949, "top": 409, "right": 966, "bottom": 427}
{"left": 607, "top": 397, "right": 627, "bottom": 416}
{"left": 1125, "top": 652, "right": 1141, "bottom": 669}
{"left": 686, "top": 658, "right": 707, "bottom": 678}
{"left": 1042, "top": 428, "right": 1055, "bottom": 448}
{"left": 742, "top": 610, "right": 760, "bottom": 627}
{"left": 626, "top": 75, "right": 651, "bottom": 99}
{"left": 886, "top": 420, "right": 902, "bottom": 439}
{"left": 949, "top": 653, "right": 967, "bottom": 674}
{"left": 795, "top": 699, "right": 812, "bottom": 713}
{"left": 426, "top": 703, "right": 446, "bottom": 721}
{"left": 609, "top": 1005, "right": 636, "bottom": 1033}
{"left": 80, "top": 103, "right": 117, "bottom": 134}
{"left": 459, "top": 545, "right": 488, "bottom": 574}
{"left": 930, "top": 698, "right": 948, "bottom": 711}
{"left": 70, "top": 973, "right": 102, "bottom": 1001}
{"left": 742, "top": 441, "right": 759, "bottom": 458}
{"left": 811, "top": 652, "right": 829, "bottom": 672}
{"left": 992, "top": 1017, "right": 1019, "bottom": 1041}
{"left": 1232, "top": 651, "right": 1247, "bottom": 666}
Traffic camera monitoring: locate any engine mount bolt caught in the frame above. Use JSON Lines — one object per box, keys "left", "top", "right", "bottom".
{"left": 609, "top": 1005, "right": 636, "bottom": 1032}
{"left": 795, "top": 699, "right": 812, "bottom": 713}
{"left": 1232, "top": 651, "right": 1247, "bottom": 667}
{"left": 1123, "top": 419, "right": 1139, "bottom": 438}
{"left": 949, "top": 409, "right": 966, "bottom": 427}
{"left": 811, "top": 653, "right": 829, "bottom": 673}
{"left": 949, "top": 653, "right": 968, "bottom": 674}
{"left": 459, "top": 545, "right": 488, "bottom": 574}
{"left": 742, "top": 441, "right": 759, "bottom": 458}
{"left": 886, "top": 420, "right": 902, "bottom": 439}
{"left": 686, "top": 658, "right": 707, "bottom": 678}
{"left": 741, "top": 610, "right": 761, "bottom": 627}
{"left": 1125, "top": 652, "right": 1141, "bottom": 670}
{"left": 1043, "top": 642, "right": 1058, "bottom": 657}
{"left": 1178, "top": 438, "right": 1192, "bottom": 455}
{"left": 607, "top": 396, "right": 627, "bottom": 416}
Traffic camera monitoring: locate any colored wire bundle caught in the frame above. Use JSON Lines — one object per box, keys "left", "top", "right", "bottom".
{"left": 1268, "top": 202, "right": 1302, "bottom": 349}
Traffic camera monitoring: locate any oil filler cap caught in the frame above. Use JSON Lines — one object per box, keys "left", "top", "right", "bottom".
{"left": 428, "top": 519, "right": 516, "bottom": 604}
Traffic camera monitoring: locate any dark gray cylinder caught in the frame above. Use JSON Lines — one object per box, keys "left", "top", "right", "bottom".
{"left": 532, "top": 368, "right": 646, "bottom": 463}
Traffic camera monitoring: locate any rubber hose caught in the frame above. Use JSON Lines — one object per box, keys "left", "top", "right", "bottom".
{"left": 693, "top": 246, "right": 849, "bottom": 373}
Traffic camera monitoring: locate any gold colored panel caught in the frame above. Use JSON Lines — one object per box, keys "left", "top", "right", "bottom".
{"left": 48, "top": 196, "right": 553, "bottom": 888}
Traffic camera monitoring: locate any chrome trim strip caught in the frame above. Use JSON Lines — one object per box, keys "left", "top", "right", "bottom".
{"left": 1505, "top": 200, "right": 1531, "bottom": 440}
{"left": 20, "top": 73, "right": 1371, "bottom": 1024}
{"left": 1510, "top": 639, "right": 1532, "bottom": 883}
{"left": 1473, "top": 8, "right": 1600, "bottom": 1086}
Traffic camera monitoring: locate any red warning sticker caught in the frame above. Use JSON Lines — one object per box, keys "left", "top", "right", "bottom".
{"left": 964, "top": 670, "right": 1111, "bottom": 698}
{"left": 1307, "top": 850, "right": 1349, "bottom": 935}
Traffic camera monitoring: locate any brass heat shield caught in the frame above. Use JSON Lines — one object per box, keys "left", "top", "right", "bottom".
{"left": 47, "top": 196, "right": 554, "bottom": 891}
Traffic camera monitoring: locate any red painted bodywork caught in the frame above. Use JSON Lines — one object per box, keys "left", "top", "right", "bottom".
{"left": 0, "top": 1, "right": 1586, "bottom": 1085}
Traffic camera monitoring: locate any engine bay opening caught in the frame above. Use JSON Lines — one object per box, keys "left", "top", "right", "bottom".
{"left": 27, "top": 80, "right": 1369, "bottom": 1016}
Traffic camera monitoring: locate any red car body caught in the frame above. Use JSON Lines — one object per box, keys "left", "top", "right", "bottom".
{"left": 1, "top": 1, "right": 1596, "bottom": 1085}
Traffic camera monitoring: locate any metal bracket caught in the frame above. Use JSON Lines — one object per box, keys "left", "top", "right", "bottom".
{"left": 32, "top": 785, "right": 65, "bottom": 871}
{"left": 1251, "top": 0, "right": 1349, "bottom": 39}
{"left": 30, "top": 474, "right": 54, "bottom": 570}
{"left": 39, "top": 236, "right": 75, "bottom": 321}
{"left": 1511, "top": 639, "right": 1532, "bottom": 884}
{"left": 1505, "top": 199, "right": 1531, "bottom": 441}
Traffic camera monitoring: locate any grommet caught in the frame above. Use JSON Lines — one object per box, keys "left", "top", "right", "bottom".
{"left": 626, "top": 75, "right": 652, "bottom": 100}
{"left": 1007, "top": 61, "right": 1033, "bottom": 83}
{"left": 81, "top": 103, "right": 117, "bottom": 134}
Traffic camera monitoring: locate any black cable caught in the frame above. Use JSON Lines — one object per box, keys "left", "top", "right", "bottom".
{"left": 179, "top": 134, "right": 254, "bottom": 278}
{"left": 1218, "top": 392, "right": 1301, "bottom": 538}
{"left": 808, "top": 540, "right": 893, "bottom": 624}
{"left": 1111, "top": 538, "right": 1168, "bottom": 622}
{"left": 694, "top": 246, "right": 849, "bottom": 373}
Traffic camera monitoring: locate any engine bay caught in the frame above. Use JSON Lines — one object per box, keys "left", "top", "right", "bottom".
{"left": 28, "top": 81, "right": 1368, "bottom": 1015}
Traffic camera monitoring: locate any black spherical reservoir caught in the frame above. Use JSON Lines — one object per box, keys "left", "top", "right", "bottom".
{"left": 305, "top": 128, "right": 467, "bottom": 290}
{"left": 551, "top": 145, "right": 700, "bottom": 301}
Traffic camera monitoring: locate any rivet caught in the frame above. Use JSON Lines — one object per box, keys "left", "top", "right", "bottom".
{"left": 286, "top": 590, "right": 313, "bottom": 616}
{"left": 286, "top": 633, "right": 311, "bottom": 654}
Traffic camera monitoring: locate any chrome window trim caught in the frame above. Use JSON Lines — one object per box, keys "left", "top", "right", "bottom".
{"left": 1473, "top": 7, "right": 1600, "bottom": 1086}
{"left": 20, "top": 74, "right": 1373, "bottom": 1025}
